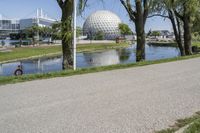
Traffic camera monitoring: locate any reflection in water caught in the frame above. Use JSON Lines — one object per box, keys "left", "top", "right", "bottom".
{"left": 117, "top": 49, "right": 132, "bottom": 62}
{"left": 0, "top": 64, "right": 2, "bottom": 75}
{"left": 0, "top": 44, "right": 180, "bottom": 76}
{"left": 83, "top": 50, "right": 120, "bottom": 66}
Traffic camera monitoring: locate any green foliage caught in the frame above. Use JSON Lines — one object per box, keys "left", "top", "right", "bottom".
{"left": 52, "top": 22, "right": 62, "bottom": 40}
{"left": 1, "top": 40, "right": 5, "bottom": 46}
{"left": 173, "top": 0, "right": 200, "bottom": 22}
{"left": 184, "top": 119, "right": 200, "bottom": 133}
{"left": 40, "top": 27, "right": 53, "bottom": 39}
{"left": 76, "top": 26, "right": 83, "bottom": 37}
{"left": 192, "top": 33, "right": 200, "bottom": 42}
{"left": 94, "top": 31, "right": 105, "bottom": 40}
{"left": 23, "top": 26, "right": 40, "bottom": 38}
{"left": 193, "top": 14, "right": 200, "bottom": 34}
{"left": 51, "top": 22, "right": 82, "bottom": 39}
{"left": 119, "top": 23, "right": 133, "bottom": 36}
{"left": 151, "top": 31, "right": 161, "bottom": 37}
{"left": 156, "top": 112, "right": 200, "bottom": 133}
{"left": 10, "top": 33, "right": 26, "bottom": 40}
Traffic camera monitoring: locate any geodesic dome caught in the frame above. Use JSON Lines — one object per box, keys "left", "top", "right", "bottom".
{"left": 83, "top": 10, "right": 122, "bottom": 40}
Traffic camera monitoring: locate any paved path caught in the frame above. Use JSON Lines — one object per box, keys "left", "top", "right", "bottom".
{"left": 0, "top": 58, "right": 200, "bottom": 133}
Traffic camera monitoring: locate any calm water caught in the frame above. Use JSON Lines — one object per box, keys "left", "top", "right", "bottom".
{"left": 0, "top": 44, "right": 180, "bottom": 76}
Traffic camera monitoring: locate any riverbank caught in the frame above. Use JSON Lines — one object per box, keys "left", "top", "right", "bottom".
{"left": 1, "top": 54, "right": 200, "bottom": 85}
{"left": 147, "top": 42, "right": 177, "bottom": 47}
{"left": 0, "top": 43, "right": 129, "bottom": 63}
{"left": 148, "top": 41, "right": 200, "bottom": 48}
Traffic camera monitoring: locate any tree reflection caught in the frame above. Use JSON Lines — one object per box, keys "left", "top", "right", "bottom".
{"left": 116, "top": 49, "right": 131, "bottom": 62}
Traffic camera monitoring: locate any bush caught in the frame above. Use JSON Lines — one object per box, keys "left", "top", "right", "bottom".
{"left": 94, "top": 31, "right": 105, "bottom": 40}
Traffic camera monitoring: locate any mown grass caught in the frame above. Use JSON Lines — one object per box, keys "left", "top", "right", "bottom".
{"left": 184, "top": 118, "right": 200, "bottom": 133}
{"left": 0, "top": 43, "right": 129, "bottom": 63}
{"left": 156, "top": 112, "right": 200, "bottom": 133}
{"left": 1, "top": 53, "right": 200, "bottom": 86}
{"left": 192, "top": 42, "right": 200, "bottom": 47}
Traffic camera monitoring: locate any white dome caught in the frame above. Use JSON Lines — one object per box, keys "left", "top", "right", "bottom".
{"left": 83, "top": 10, "right": 122, "bottom": 40}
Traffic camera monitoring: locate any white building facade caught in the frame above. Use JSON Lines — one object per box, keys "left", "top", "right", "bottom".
{"left": 0, "top": 9, "right": 56, "bottom": 38}
{"left": 20, "top": 9, "right": 56, "bottom": 30}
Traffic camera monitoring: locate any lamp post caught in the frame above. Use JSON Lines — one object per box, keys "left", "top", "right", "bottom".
{"left": 73, "top": 0, "right": 77, "bottom": 70}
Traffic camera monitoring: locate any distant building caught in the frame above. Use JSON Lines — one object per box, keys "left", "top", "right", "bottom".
{"left": 150, "top": 30, "right": 175, "bottom": 39}
{"left": 0, "top": 15, "right": 20, "bottom": 38}
{"left": 20, "top": 9, "right": 56, "bottom": 30}
{"left": 125, "top": 34, "right": 137, "bottom": 41}
{"left": 0, "top": 8, "right": 56, "bottom": 38}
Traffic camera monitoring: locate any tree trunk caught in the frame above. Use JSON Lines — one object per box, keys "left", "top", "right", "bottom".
{"left": 135, "top": 23, "right": 145, "bottom": 61}
{"left": 176, "top": 17, "right": 185, "bottom": 56}
{"left": 61, "top": 0, "right": 73, "bottom": 69}
{"left": 168, "top": 10, "right": 185, "bottom": 56}
{"left": 183, "top": 16, "right": 193, "bottom": 55}
{"left": 135, "top": 1, "right": 145, "bottom": 62}
{"left": 120, "top": 0, "right": 148, "bottom": 62}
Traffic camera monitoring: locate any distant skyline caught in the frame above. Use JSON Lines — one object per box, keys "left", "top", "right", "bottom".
{"left": 0, "top": 0, "right": 172, "bottom": 32}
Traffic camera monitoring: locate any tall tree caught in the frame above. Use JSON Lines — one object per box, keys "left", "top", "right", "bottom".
{"left": 152, "top": 0, "right": 185, "bottom": 56}
{"left": 120, "top": 0, "right": 153, "bottom": 62}
{"left": 56, "top": 0, "right": 87, "bottom": 69}
{"left": 173, "top": 0, "right": 200, "bottom": 55}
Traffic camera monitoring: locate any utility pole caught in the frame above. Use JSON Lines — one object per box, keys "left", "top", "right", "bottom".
{"left": 73, "top": 0, "right": 77, "bottom": 70}
{"left": 36, "top": 8, "right": 41, "bottom": 45}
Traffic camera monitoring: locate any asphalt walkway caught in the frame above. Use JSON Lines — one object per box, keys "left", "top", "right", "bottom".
{"left": 0, "top": 58, "right": 200, "bottom": 133}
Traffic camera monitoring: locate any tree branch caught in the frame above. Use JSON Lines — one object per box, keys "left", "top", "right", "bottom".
{"left": 57, "top": 0, "right": 64, "bottom": 8}
{"left": 143, "top": 0, "right": 149, "bottom": 23}
{"left": 148, "top": 14, "right": 169, "bottom": 19}
{"left": 120, "top": 0, "right": 136, "bottom": 22}
{"left": 174, "top": 9, "right": 184, "bottom": 20}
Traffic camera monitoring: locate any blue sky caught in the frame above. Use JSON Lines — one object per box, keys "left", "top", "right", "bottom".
{"left": 0, "top": 0, "right": 172, "bottom": 32}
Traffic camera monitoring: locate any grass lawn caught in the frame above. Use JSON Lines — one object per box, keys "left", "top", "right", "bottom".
{"left": 1, "top": 53, "right": 200, "bottom": 85}
{"left": 156, "top": 112, "right": 200, "bottom": 133}
{"left": 0, "top": 43, "right": 129, "bottom": 63}
{"left": 184, "top": 118, "right": 200, "bottom": 133}
{"left": 192, "top": 42, "right": 200, "bottom": 47}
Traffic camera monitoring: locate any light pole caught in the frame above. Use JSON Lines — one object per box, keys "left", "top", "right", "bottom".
{"left": 73, "top": 0, "right": 77, "bottom": 70}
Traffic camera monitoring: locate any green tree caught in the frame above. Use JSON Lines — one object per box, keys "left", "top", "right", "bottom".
{"left": 51, "top": 22, "right": 82, "bottom": 39}
{"left": 76, "top": 26, "right": 83, "bottom": 37}
{"left": 40, "top": 27, "right": 53, "bottom": 44}
{"left": 52, "top": 22, "right": 62, "bottom": 41}
{"left": 120, "top": 0, "right": 154, "bottom": 62}
{"left": 23, "top": 26, "right": 41, "bottom": 45}
{"left": 173, "top": 0, "right": 200, "bottom": 55}
{"left": 94, "top": 31, "right": 104, "bottom": 40}
{"left": 150, "top": 0, "right": 186, "bottom": 56}
{"left": 119, "top": 23, "right": 133, "bottom": 36}
{"left": 193, "top": 14, "right": 200, "bottom": 34}
{"left": 151, "top": 31, "right": 160, "bottom": 37}
{"left": 56, "top": 0, "right": 88, "bottom": 69}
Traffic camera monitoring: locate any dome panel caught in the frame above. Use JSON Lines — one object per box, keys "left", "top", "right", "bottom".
{"left": 83, "top": 10, "right": 122, "bottom": 40}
